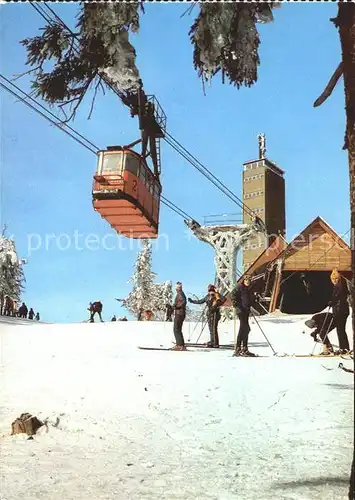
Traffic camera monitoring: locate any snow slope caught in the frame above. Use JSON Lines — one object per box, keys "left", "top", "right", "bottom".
{"left": 0, "top": 314, "right": 353, "bottom": 500}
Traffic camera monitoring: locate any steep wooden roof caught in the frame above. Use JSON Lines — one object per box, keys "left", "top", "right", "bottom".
{"left": 276, "top": 216, "right": 350, "bottom": 272}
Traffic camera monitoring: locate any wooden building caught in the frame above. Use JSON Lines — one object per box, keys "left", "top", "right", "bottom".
{"left": 227, "top": 217, "right": 351, "bottom": 315}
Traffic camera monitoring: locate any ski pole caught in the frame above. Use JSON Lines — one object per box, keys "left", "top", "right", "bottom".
{"left": 250, "top": 309, "right": 277, "bottom": 355}
{"left": 311, "top": 306, "right": 332, "bottom": 355}
{"left": 195, "top": 318, "right": 208, "bottom": 344}
{"left": 233, "top": 308, "right": 237, "bottom": 351}
{"left": 188, "top": 304, "right": 207, "bottom": 341}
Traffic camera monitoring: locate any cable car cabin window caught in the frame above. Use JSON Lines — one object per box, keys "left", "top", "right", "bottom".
{"left": 124, "top": 154, "right": 140, "bottom": 176}
{"left": 101, "top": 153, "right": 123, "bottom": 174}
{"left": 146, "top": 175, "right": 154, "bottom": 194}
{"left": 153, "top": 185, "right": 160, "bottom": 200}
{"left": 140, "top": 165, "right": 146, "bottom": 183}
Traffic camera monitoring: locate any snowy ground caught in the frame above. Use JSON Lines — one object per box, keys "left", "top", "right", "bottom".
{"left": 0, "top": 313, "right": 353, "bottom": 500}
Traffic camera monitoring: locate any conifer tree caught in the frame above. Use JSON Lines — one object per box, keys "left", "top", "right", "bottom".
{"left": 0, "top": 234, "right": 25, "bottom": 313}
{"left": 119, "top": 241, "right": 172, "bottom": 320}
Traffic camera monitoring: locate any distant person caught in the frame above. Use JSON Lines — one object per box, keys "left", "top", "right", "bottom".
{"left": 121, "top": 316, "right": 128, "bottom": 321}
{"left": 28, "top": 308, "right": 35, "bottom": 320}
{"left": 172, "top": 282, "right": 187, "bottom": 351}
{"left": 12, "top": 302, "right": 18, "bottom": 317}
{"left": 18, "top": 302, "right": 28, "bottom": 319}
{"left": 35, "top": 312, "right": 40, "bottom": 321}
{"left": 88, "top": 301, "right": 103, "bottom": 323}
{"left": 144, "top": 310, "right": 153, "bottom": 321}
{"left": 165, "top": 303, "right": 174, "bottom": 322}
{"left": 188, "top": 284, "right": 226, "bottom": 348}
{"left": 305, "top": 311, "right": 336, "bottom": 355}
{"left": 231, "top": 275, "right": 256, "bottom": 356}
{"left": 3, "top": 296, "right": 14, "bottom": 316}
{"left": 111, "top": 315, "right": 117, "bottom": 322}
{"left": 329, "top": 269, "right": 351, "bottom": 354}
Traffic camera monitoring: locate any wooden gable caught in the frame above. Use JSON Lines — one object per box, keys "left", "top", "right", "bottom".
{"left": 280, "top": 217, "right": 350, "bottom": 271}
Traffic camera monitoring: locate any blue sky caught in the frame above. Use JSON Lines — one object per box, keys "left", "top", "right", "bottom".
{"left": 0, "top": 3, "right": 349, "bottom": 323}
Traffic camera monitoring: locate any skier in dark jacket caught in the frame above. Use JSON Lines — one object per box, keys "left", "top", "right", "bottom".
{"left": 305, "top": 311, "right": 336, "bottom": 355}
{"left": 28, "top": 308, "right": 35, "bottom": 320}
{"left": 18, "top": 302, "right": 28, "bottom": 319}
{"left": 188, "top": 284, "right": 226, "bottom": 348}
{"left": 172, "top": 282, "right": 187, "bottom": 350}
{"left": 88, "top": 301, "right": 103, "bottom": 323}
{"left": 230, "top": 275, "right": 255, "bottom": 356}
{"left": 330, "top": 269, "right": 350, "bottom": 354}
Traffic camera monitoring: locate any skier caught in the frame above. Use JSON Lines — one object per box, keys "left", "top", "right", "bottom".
{"left": 3, "top": 296, "right": 13, "bottom": 316}
{"left": 188, "top": 284, "right": 226, "bottom": 348}
{"left": 144, "top": 310, "right": 153, "bottom": 321}
{"left": 88, "top": 301, "right": 103, "bottom": 323}
{"left": 230, "top": 275, "right": 256, "bottom": 356}
{"left": 305, "top": 311, "right": 336, "bottom": 355}
{"left": 165, "top": 303, "right": 174, "bottom": 322}
{"left": 18, "top": 302, "right": 28, "bottom": 319}
{"left": 172, "top": 282, "right": 187, "bottom": 351}
{"left": 28, "top": 308, "right": 35, "bottom": 320}
{"left": 111, "top": 315, "right": 117, "bottom": 322}
{"left": 329, "top": 269, "right": 351, "bottom": 354}
{"left": 300, "top": 273, "right": 311, "bottom": 295}
{"left": 35, "top": 312, "right": 40, "bottom": 321}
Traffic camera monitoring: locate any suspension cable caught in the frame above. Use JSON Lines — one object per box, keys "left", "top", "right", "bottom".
{"left": 0, "top": 74, "right": 99, "bottom": 152}
{"left": 165, "top": 131, "right": 256, "bottom": 219}
{"left": 0, "top": 78, "right": 98, "bottom": 155}
{"left": 160, "top": 195, "right": 195, "bottom": 221}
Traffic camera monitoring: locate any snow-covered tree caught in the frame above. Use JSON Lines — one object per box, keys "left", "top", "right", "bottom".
{"left": 0, "top": 234, "right": 25, "bottom": 313}
{"left": 20, "top": 3, "right": 142, "bottom": 121}
{"left": 118, "top": 240, "right": 172, "bottom": 320}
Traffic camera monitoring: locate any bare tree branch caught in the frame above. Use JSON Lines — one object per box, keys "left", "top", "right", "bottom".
{"left": 12, "top": 66, "right": 43, "bottom": 81}
{"left": 88, "top": 76, "right": 102, "bottom": 120}
{"left": 313, "top": 62, "right": 343, "bottom": 108}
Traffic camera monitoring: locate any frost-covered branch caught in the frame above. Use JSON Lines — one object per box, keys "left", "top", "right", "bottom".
{"left": 189, "top": 3, "right": 279, "bottom": 88}
{"left": 20, "top": 4, "right": 143, "bottom": 120}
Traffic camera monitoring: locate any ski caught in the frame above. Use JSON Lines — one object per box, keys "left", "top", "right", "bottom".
{"left": 281, "top": 354, "right": 352, "bottom": 358}
{"left": 138, "top": 346, "right": 211, "bottom": 352}
{"left": 186, "top": 343, "right": 234, "bottom": 350}
{"left": 232, "top": 354, "right": 265, "bottom": 358}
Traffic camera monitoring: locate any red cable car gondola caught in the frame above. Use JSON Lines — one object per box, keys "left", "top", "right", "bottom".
{"left": 93, "top": 147, "right": 161, "bottom": 239}
{"left": 92, "top": 90, "right": 166, "bottom": 239}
